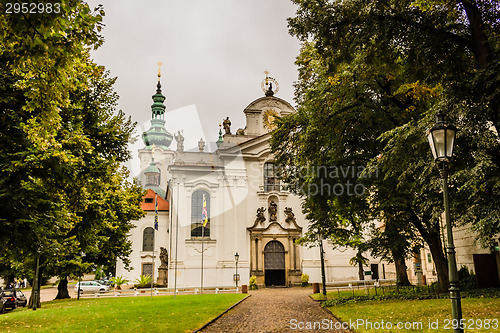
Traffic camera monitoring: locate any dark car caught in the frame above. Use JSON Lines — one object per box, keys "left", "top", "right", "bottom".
{"left": 0, "top": 289, "right": 27, "bottom": 313}
{"left": 1, "top": 291, "right": 17, "bottom": 313}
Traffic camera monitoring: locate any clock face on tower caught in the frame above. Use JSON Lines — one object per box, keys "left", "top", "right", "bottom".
{"left": 263, "top": 109, "right": 279, "bottom": 130}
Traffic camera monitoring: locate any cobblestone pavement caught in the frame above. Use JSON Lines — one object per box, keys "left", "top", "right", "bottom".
{"left": 200, "top": 287, "right": 350, "bottom": 333}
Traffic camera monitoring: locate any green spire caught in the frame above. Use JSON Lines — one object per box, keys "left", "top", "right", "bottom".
{"left": 151, "top": 80, "right": 166, "bottom": 119}
{"left": 216, "top": 124, "right": 223, "bottom": 148}
{"left": 142, "top": 73, "right": 173, "bottom": 149}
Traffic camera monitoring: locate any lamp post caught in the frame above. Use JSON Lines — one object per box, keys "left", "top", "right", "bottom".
{"left": 234, "top": 252, "right": 240, "bottom": 290}
{"left": 77, "top": 252, "right": 86, "bottom": 301}
{"left": 316, "top": 234, "right": 327, "bottom": 298}
{"left": 427, "top": 112, "right": 462, "bottom": 333}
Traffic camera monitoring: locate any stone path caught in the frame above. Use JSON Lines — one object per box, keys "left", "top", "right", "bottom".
{"left": 200, "top": 287, "right": 351, "bottom": 333}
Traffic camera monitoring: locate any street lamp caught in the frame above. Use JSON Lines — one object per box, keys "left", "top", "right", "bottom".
{"left": 427, "top": 112, "right": 462, "bottom": 333}
{"left": 234, "top": 252, "right": 240, "bottom": 290}
{"left": 316, "top": 233, "right": 327, "bottom": 299}
{"left": 77, "top": 252, "right": 86, "bottom": 301}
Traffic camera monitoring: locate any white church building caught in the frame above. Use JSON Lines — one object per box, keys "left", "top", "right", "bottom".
{"left": 116, "top": 73, "right": 394, "bottom": 288}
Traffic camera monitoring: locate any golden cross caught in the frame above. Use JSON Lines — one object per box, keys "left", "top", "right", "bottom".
{"left": 264, "top": 69, "right": 269, "bottom": 85}
{"left": 157, "top": 61, "right": 163, "bottom": 78}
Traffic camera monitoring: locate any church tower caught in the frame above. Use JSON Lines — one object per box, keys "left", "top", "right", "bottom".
{"left": 138, "top": 65, "right": 175, "bottom": 196}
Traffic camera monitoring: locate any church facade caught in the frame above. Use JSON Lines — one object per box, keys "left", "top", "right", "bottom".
{"left": 116, "top": 73, "right": 394, "bottom": 288}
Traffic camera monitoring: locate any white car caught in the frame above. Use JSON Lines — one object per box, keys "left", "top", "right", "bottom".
{"left": 74, "top": 281, "right": 110, "bottom": 293}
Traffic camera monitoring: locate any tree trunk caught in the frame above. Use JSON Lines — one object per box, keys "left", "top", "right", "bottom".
{"left": 356, "top": 250, "right": 365, "bottom": 280}
{"left": 55, "top": 276, "right": 71, "bottom": 299}
{"left": 27, "top": 258, "right": 42, "bottom": 309}
{"left": 428, "top": 235, "right": 449, "bottom": 292}
{"left": 393, "top": 252, "right": 411, "bottom": 286}
{"left": 410, "top": 214, "right": 449, "bottom": 292}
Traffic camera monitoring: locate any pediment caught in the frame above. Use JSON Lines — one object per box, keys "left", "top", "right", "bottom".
{"left": 248, "top": 221, "right": 302, "bottom": 235}
{"left": 243, "top": 96, "right": 295, "bottom": 114}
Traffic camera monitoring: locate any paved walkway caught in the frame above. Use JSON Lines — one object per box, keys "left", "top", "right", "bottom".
{"left": 200, "top": 287, "right": 350, "bottom": 333}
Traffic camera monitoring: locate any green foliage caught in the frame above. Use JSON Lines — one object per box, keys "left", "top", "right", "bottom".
{"left": 279, "top": 0, "right": 500, "bottom": 293}
{"left": 134, "top": 275, "right": 152, "bottom": 288}
{"left": 110, "top": 276, "right": 129, "bottom": 290}
{"left": 0, "top": 0, "right": 145, "bottom": 302}
{"left": 322, "top": 287, "right": 500, "bottom": 307}
{"left": 458, "top": 266, "right": 477, "bottom": 291}
{"left": 249, "top": 275, "right": 258, "bottom": 290}
{"left": 301, "top": 273, "right": 309, "bottom": 287}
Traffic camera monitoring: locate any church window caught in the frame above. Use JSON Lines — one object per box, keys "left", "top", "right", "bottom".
{"left": 191, "top": 190, "right": 210, "bottom": 237}
{"left": 143, "top": 227, "right": 154, "bottom": 251}
{"left": 264, "top": 162, "right": 280, "bottom": 191}
{"left": 147, "top": 174, "right": 160, "bottom": 185}
{"left": 142, "top": 263, "right": 153, "bottom": 277}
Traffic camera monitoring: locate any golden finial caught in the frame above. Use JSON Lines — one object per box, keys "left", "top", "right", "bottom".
{"left": 152, "top": 143, "right": 156, "bottom": 156}
{"left": 157, "top": 61, "right": 163, "bottom": 79}
{"left": 264, "top": 69, "right": 270, "bottom": 85}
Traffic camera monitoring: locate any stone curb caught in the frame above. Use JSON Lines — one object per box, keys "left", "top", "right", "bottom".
{"left": 308, "top": 295, "right": 356, "bottom": 333}
{"left": 192, "top": 294, "right": 252, "bottom": 333}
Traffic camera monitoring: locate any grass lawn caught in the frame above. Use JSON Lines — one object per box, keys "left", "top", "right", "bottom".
{"left": 0, "top": 293, "right": 247, "bottom": 333}
{"left": 328, "top": 298, "right": 500, "bottom": 332}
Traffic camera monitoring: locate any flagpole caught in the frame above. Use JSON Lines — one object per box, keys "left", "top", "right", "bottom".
{"left": 151, "top": 193, "right": 158, "bottom": 298}
{"left": 200, "top": 194, "right": 208, "bottom": 295}
{"left": 201, "top": 221, "right": 204, "bottom": 295}
{"left": 174, "top": 181, "right": 179, "bottom": 299}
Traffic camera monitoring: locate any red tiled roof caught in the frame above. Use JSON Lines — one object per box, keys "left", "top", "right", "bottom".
{"left": 141, "top": 189, "right": 169, "bottom": 211}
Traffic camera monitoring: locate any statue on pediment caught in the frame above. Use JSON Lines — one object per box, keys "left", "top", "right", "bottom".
{"left": 174, "top": 131, "right": 184, "bottom": 152}
{"left": 269, "top": 201, "right": 277, "bottom": 222}
{"left": 284, "top": 207, "right": 296, "bottom": 224}
{"left": 223, "top": 117, "right": 231, "bottom": 135}
{"left": 255, "top": 207, "right": 266, "bottom": 224}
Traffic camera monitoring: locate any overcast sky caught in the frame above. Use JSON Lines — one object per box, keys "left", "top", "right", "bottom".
{"left": 86, "top": 0, "right": 301, "bottom": 177}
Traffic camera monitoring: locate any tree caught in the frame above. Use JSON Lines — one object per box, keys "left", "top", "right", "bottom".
{"left": 282, "top": 0, "right": 500, "bottom": 291}
{"left": 0, "top": 1, "right": 145, "bottom": 303}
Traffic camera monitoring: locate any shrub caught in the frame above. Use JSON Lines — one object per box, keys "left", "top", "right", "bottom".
{"left": 134, "top": 275, "right": 152, "bottom": 288}
{"left": 249, "top": 275, "right": 258, "bottom": 290}
{"left": 110, "top": 276, "right": 129, "bottom": 290}
{"left": 458, "top": 266, "right": 477, "bottom": 290}
{"left": 301, "top": 273, "right": 309, "bottom": 287}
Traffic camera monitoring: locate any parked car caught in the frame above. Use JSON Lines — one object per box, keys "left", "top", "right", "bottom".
{"left": 0, "top": 290, "right": 17, "bottom": 313}
{"left": 74, "top": 281, "right": 110, "bottom": 294}
{"left": 11, "top": 289, "right": 27, "bottom": 308}
{"left": 97, "top": 279, "right": 112, "bottom": 286}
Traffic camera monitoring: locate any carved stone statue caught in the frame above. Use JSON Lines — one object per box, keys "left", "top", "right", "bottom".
{"left": 174, "top": 131, "right": 184, "bottom": 152}
{"left": 157, "top": 247, "right": 168, "bottom": 286}
{"left": 198, "top": 138, "right": 205, "bottom": 152}
{"left": 268, "top": 201, "right": 277, "bottom": 222}
{"left": 255, "top": 207, "right": 266, "bottom": 224}
{"left": 284, "top": 207, "right": 295, "bottom": 224}
{"left": 223, "top": 117, "right": 231, "bottom": 135}
{"left": 160, "top": 247, "right": 168, "bottom": 268}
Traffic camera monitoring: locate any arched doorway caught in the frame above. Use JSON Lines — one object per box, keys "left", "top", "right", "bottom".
{"left": 264, "top": 240, "right": 286, "bottom": 286}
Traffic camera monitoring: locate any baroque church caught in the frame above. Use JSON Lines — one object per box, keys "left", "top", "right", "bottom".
{"left": 115, "top": 72, "right": 394, "bottom": 288}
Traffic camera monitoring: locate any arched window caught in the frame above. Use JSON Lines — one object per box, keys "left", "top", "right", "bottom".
{"left": 191, "top": 190, "right": 210, "bottom": 237}
{"left": 264, "top": 162, "right": 280, "bottom": 192}
{"left": 143, "top": 227, "right": 154, "bottom": 251}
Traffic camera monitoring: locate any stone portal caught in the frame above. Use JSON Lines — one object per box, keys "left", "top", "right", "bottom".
{"left": 248, "top": 206, "right": 302, "bottom": 287}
